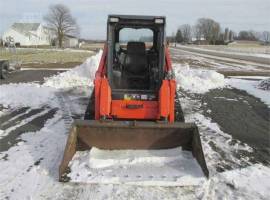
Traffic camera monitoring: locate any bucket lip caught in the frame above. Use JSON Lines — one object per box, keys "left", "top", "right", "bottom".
{"left": 72, "top": 119, "right": 197, "bottom": 129}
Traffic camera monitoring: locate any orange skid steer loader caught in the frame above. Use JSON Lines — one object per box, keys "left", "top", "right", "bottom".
{"left": 59, "top": 15, "right": 209, "bottom": 180}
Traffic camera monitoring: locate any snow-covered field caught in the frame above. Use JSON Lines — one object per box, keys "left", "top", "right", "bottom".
{"left": 0, "top": 51, "right": 269, "bottom": 199}
{"left": 171, "top": 47, "right": 270, "bottom": 72}
{"left": 176, "top": 44, "right": 270, "bottom": 58}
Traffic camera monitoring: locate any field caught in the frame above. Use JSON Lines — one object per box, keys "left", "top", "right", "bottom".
{"left": 0, "top": 48, "right": 94, "bottom": 68}
{"left": 190, "top": 41, "right": 270, "bottom": 54}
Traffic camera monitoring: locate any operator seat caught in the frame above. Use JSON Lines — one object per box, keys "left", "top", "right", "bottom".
{"left": 122, "top": 42, "right": 149, "bottom": 89}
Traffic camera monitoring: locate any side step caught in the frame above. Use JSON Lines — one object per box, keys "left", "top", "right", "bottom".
{"left": 59, "top": 120, "right": 209, "bottom": 181}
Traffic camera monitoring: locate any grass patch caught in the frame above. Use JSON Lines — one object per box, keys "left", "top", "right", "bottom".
{"left": 0, "top": 48, "right": 94, "bottom": 68}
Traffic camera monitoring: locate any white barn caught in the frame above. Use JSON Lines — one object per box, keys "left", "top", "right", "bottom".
{"left": 2, "top": 23, "right": 52, "bottom": 46}
{"left": 62, "top": 35, "right": 79, "bottom": 48}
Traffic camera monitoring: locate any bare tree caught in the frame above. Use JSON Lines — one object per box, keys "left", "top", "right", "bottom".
{"left": 180, "top": 24, "right": 191, "bottom": 43}
{"left": 195, "top": 18, "right": 221, "bottom": 44}
{"left": 44, "top": 4, "right": 79, "bottom": 48}
{"left": 262, "top": 31, "right": 270, "bottom": 44}
{"left": 192, "top": 25, "right": 202, "bottom": 41}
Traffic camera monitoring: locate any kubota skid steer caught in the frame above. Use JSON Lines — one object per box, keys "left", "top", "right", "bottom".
{"left": 59, "top": 15, "right": 209, "bottom": 181}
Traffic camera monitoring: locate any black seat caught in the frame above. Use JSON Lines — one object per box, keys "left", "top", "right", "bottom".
{"left": 122, "top": 42, "right": 149, "bottom": 89}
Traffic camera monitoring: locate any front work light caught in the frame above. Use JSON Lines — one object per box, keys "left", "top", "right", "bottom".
{"left": 155, "top": 18, "right": 164, "bottom": 24}
{"left": 109, "top": 17, "right": 119, "bottom": 23}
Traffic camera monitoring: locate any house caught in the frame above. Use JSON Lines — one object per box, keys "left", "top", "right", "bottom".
{"left": 2, "top": 23, "right": 52, "bottom": 46}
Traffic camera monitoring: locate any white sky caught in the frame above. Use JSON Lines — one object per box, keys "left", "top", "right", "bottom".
{"left": 0, "top": 0, "right": 269, "bottom": 39}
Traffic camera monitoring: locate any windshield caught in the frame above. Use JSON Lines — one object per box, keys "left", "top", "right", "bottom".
{"left": 119, "top": 28, "right": 153, "bottom": 48}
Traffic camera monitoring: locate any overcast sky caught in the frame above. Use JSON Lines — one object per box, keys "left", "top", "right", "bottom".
{"left": 0, "top": 0, "right": 269, "bottom": 39}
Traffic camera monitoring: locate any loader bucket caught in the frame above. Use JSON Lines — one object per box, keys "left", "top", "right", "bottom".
{"left": 59, "top": 120, "right": 209, "bottom": 181}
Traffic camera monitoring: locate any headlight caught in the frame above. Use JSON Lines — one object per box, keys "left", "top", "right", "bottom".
{"left": 109, "top": 17, "right": 119, "bottom": 23}
{"left": 155, "top": 18, "right": 164, "bottom": 24}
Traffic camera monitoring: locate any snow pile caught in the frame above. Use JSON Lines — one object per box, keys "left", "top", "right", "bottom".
{"left": 44, "top": 50, "right": 102, "bottom": 89}
{"left": 227, "top": 78, "right": 270, "bottom": 107}
{"left": 68, "top": 147, "right": 205, "bottom": 186}
{"left": 257, "top": 78, "right": 270, "bottom": 90}
{"left": 0, "top": 83, "right": 58, "bottom": 108}
{"left": 174, "top": 64, "right": 225, "bottom": 93}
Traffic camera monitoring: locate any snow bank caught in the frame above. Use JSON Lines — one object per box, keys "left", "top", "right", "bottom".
{"left": 44, "top": 50, "right": 102, "bottom": 89}
{"left": 0, "top": 83, "right": 58, "bottom": 108}
{"left": 174, "top": 64, "right": 225, "bottom": 93}
{"left": 68, "top": 147, "right": 205, "bottom": 186}
{"left": 0, "top": 51, "right": 102, "bottom": 117}
{"left": 227, "top": 78, "right": 270, "bottom": 107}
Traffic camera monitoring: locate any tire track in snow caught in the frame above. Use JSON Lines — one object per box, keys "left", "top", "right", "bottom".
{"left": 0, "top": 108, "right": 32, "bottom": 127}
{"left": 0, "top": 109, "right": 51, "bottom": 139}
{"left": 0, "top": 108, "right": 57, "bottom": 152}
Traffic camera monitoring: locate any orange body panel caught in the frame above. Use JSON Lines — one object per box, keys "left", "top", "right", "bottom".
{"left": 99, "top": 79, "right": 111, "bottom": 117}
{"left": 111, "top": 100, "right": 158, "bottom": 119}
{"left": 168, "top": 80, "right": 176, "bottom": 123}
{"left": 159, "top": 80, "right": 170, "bottom": 118}
{"left": 94, "top": 79, "right": 102, "bottom": 120}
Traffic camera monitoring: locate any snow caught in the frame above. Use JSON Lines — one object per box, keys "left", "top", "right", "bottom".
{"left": 0, "top": 109, "right": 51, "bottom": 139}
{"left": 174, "top": 64, "right": 225, "bottom": 93}
{"left": 0, "top": 110, "right": 71, "bottom": 200}
{"left": 177, "top": 45, "right": 270, "bottom": 59}
{"left": 43, "top": 50, "right": 102, "bottom": 89}
{"left": 68, "top": 147, "right": 205, "bottom": 186}
{"left": 202, "top": 164, "right": 270, "bottom": 199}
{"left": 171, "top": 47, "right": 270, "bottom": 71}
{"left": 0, "top": 83, "right": 58, "bottom": 108}
{"left": 227, "top": 78, "right": 270, "bottom": 107}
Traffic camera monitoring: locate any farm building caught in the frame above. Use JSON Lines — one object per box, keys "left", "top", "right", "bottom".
{"left": 55, "top": 35, "right": 79, "bottom": 48}
{"left": 2, "top": 23, "right": 53, "bottom": 46}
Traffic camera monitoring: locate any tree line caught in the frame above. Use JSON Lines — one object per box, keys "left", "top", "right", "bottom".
{"left": 169, "top": 18, "right": 270, "bottom": 45}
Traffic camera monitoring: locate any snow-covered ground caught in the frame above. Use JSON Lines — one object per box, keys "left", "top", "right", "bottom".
{"left": 227, "top": 78, "right": 270, "bottom": 107}
{"left": 177, "top": 44, "right": 270, "bottom": 59}
{"left": 0, "top": 51, "right": 269, "bottom": 199}
{"left": 171, "top": 49, "right": 270, "bottom": 73}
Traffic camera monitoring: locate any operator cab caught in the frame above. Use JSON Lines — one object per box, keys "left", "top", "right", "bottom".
{"left": 107, "top": 15, "right": 166, "bottom": 100}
